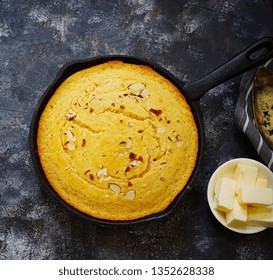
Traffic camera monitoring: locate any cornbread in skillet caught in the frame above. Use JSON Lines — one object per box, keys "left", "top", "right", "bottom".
{"left": 37, "top": 61, "right": 198, "bottom": 221}
{"left": 253, "top": 67, "right": 273, "bottom": 150}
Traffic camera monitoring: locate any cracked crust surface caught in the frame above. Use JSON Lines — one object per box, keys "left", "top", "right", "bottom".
{"left": 37, "top": 61, "right": 198, "bottom": 221}
{"left": 253, "top": 67, "right": 273, "bottom": 150}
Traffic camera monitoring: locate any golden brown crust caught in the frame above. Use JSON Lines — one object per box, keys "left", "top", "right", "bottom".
{"left": 37, "top": 60, "right": 198, "bottom": 220}
{"left": 253, "top": 67, "right": 273, "bottom": 151}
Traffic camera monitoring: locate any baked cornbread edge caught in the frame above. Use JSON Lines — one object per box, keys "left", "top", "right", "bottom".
{"left": 37, "top": 60, "right": 199, "bottom": 221}
{"left": 253, "top": 67, "right": 273, "bottom": 151}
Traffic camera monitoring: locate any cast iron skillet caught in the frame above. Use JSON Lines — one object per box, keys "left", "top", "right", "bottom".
{"left": 30, "top": 37, "right": 273, "bottom": 226}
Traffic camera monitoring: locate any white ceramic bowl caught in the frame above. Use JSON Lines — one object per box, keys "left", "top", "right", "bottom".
{"left": 207, "top": 158, "right": 273, "bottom": 234}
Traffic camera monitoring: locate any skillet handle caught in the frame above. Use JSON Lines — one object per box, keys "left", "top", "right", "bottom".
{"left": 183, "top": 37, "right": 273, "bottom": 100}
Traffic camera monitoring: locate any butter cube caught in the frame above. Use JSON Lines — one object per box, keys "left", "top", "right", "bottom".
{"left": 247, "top": 207, "right": 273, "bottom": 227}
{"left": 237, "top": 186, "right": 273, "bottom": 207}
{"left": 214, "top": 177, "right": 236, "bottom": 212}
{"left": 255, "top": 178, "right": 268, "bottom": 188}
{"left": 226, "top": 198, "right": 247, "bottom": 227}
{"left": 234, "top": 164, "right": 258, "bottom": 194}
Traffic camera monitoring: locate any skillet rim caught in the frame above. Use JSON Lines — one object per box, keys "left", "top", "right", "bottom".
{"left": 29, "top": 55, "right": 204, "bottom": 226}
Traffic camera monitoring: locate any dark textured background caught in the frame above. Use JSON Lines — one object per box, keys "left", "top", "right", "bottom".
{"left": 0, "top": 0, "right": 273, "bottom": 260}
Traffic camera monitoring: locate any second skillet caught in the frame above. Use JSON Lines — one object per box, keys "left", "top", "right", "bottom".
{"left": 30, "top": 37, "right": 273, "bottom": 225}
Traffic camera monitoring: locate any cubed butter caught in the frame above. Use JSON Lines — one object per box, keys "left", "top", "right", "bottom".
{"left": 247, "top": 207, "right": 273, "bottom": 227}
{"left": 214, "top": 177, "right": 236, "bottom": 212}
{"left": 226, "top": 198, "right": 247, "bottom": 227}
{"left": 234, "top": 164, "right": 258, "bottom": 194}
{"left": 255, "top": 178, "right": 268, "bottom": 188}
{"left": 237, "top": 186, "right": 273, "bottom": 207}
